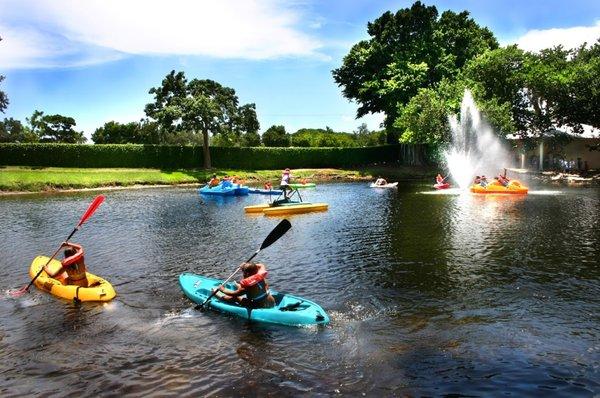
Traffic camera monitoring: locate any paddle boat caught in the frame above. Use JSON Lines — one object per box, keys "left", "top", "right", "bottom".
{"left": 199, "top": 181, "right": 249, "bottom": 196}
{"left": 244, "top": 188, "right": 328, "bottom": 216}
{"left": 29, "top": 256, "right": 116, "bottom": 302}
{"left": 179, "top": 273, "right": 329, "bottom": 326}
{"left": 470, "top": 179, "right": 528, "bottom": 194}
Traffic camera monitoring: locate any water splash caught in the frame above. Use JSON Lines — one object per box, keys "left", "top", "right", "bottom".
{"left": 444, "top": 90, "right": 513, "bottom": 189}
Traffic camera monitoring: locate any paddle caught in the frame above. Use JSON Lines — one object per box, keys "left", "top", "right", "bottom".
{"left": 10, "top": 195, "right": 105, "bottom": 297}
{"left": 198, "top": 219, "right": 292, "bottom": 308}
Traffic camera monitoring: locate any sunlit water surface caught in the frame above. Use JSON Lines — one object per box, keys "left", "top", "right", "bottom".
{"left": 1, "top": 182, "right": 598, "bottom": 396}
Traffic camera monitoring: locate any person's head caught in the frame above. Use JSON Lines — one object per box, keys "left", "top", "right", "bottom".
{"left": 64, "top": 247, "right": 77, "bottom": 258}
{"left": 241, "top": 262, "right": 258, "bottom": 277}
{"left": 284, "top": 168, "right": 290, "bottom": 174}
{"left": 212, "top": 174, "right": 216, "bottom": 179}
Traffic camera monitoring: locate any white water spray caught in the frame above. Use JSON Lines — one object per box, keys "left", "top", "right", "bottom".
{"left": 444, "top": 90, "right": 513, "bottom": 190}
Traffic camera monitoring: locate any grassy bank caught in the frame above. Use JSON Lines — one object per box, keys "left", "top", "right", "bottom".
{"left": 0, "top": 165, "right": 437, "bottom": 193}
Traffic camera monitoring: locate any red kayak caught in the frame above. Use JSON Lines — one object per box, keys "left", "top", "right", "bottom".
{"left": 434, "top": 182, "right": 450, "bottom": 190}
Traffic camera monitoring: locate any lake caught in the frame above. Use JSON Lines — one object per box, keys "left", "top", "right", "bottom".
{"left": 1, "top": 182, "right": 598, "bottom": 396}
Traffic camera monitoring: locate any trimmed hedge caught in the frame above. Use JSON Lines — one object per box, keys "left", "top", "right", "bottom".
{"left": 0, "top": 143, "right": 428, "bottom": 169}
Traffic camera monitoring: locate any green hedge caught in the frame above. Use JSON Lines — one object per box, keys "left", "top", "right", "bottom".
{"left": 0, "top": 143, "right": 427, "bottom": 169}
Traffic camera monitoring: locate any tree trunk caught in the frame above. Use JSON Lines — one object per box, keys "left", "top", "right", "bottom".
{"left": 202, "top": 130, "right": 211, "bottom": 168}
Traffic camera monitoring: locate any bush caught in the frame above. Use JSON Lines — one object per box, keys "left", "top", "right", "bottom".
{"left": 0, "top": 143, "right": 420, "bottom": 169}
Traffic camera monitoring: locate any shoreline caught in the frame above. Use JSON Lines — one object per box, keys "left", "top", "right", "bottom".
{"left": 0, "top": 165, "right": 437, "bottom": 195}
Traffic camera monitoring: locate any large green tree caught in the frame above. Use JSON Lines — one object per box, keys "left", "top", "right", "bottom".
{"left": 145, "top": 70, "right": 255, "bottom": 167}
{"left": 0, "top": 37, "right": 8, "bottom": 113}
{"left": 332, "top": 1, "right": 497, "bottom": 143}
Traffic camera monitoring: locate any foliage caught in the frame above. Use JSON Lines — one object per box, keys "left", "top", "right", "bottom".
{"left": 0, "top": 37, "right": 7, "bottom": 113}
{"left": 290, "top": 127, "right": 358, "bottom": 147}
{"left": 332, "top": 1, "right": 497, "bottom": 142}
{"left": 145, "top": 70, "right": 257, "bottom": 167}
{"left": 92, "top": 121, "right": 142, "bottom": 144}
{"left": 395, "top": 88, "right": 450, "bottom": 145}
{"left": 0, "top": 118, "right": 38, "bottom": 143}
{"left": 461, "top": 43, "right": 599, "bottom": 141}
{"left": 262, "top": 125, "right": 290, "bottom": 147}
{"left": 0, "top": 143, "right": 406, "bottom": 169}
{"left": 23, "top": 110, "right": 85, "bottom": 143}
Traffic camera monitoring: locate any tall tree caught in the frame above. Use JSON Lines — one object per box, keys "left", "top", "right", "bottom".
{"left": 332, "top": 1, "right": 497, "bottom": 143}
{"left": 145, "top": 70, "right": 251, "bottom": 168}
{"left": 0, "top": 37, "right": 8, "bottom": 113}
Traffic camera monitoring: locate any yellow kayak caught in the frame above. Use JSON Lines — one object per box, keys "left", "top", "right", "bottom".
{"left": 29, "top": 256, "right": 116, "bottom": 302}
{"left": 470, "top": 180, "right": 528, "bottom": 194}
{"left": 244, "top": 202, "right": 328, "bottom": 215}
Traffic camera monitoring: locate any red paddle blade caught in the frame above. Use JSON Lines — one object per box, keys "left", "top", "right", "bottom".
{"left": 77, "top": 195, "right": 105, "bottom": 227}
{"left": 9, "top": 285, "right": 29, "bottom": 297}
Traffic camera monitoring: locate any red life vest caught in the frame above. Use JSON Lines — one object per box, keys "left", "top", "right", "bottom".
{"left": 239, "top": 268, "right": 268, "bottom": 288}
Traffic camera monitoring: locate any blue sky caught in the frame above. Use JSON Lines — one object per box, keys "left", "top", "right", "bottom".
{"left": 1, "top": 0, "right": 599, "bottom": 140}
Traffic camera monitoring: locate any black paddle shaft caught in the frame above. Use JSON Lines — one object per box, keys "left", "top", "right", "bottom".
{"left": 199, "top": 219, "right": 292, "bottom": 308}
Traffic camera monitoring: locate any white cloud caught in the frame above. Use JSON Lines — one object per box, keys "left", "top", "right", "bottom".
{"left": 0, "top": 0, "right": 322, "bottom": 69}
{"left": 514, "top": 21, "right": 600, "bottom": 52}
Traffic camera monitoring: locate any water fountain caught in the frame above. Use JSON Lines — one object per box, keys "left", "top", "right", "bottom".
{"left": 444, "top": 90, "right": 514, "bottom": 190}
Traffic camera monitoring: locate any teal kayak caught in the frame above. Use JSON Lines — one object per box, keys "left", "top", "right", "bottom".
{"left": 179, "top": 273, "right": 329, "bottom": 326}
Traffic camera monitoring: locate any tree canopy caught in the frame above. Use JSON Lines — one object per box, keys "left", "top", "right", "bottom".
{"left": 262, "top": 125, "right": 290, "bottom": 147}
{"left": 145, "top": 70, "right": 258, "bottom": 167}
{"left": 332, "top": 1, "right": 497, "bottom": 143}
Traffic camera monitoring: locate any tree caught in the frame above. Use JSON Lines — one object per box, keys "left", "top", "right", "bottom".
{"left": 25, "top": 110, "right": 85, "bottom": 143}
{"left": 461, "top": 45, "right": 583, "bottom": 140}
{"left": 332, "top": 1, "right": 497, "bottom": 143}
{"left": 395, "top": 88, "right": 450, "bottom": 145}
{"left": 0, "top": 118, "right": 38, "bottom": 143}
{"left": 92, "top": 121, "right": 141, "bottom": 144}
{"left": 145, "top": 70, "right": 252, "bottom": 167}
{"left": 262, "top": 125, "right": 290, "bottom": 147}
{"left": 0, "top": 37, "right": 8, "bottom": 113}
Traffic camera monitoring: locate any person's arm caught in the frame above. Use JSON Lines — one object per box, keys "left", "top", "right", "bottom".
{"left": 216, "top": 284, "right": 244, "bottom": 297}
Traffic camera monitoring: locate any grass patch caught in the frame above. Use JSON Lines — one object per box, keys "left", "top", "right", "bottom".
{"left": 0, "top": 166, "right": 436, "bottom": 193}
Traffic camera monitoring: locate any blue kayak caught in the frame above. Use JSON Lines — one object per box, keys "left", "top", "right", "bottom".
{"left": 248, "top": 188, "right": 283, "bottom": 195}
{"left": 199, "top": 184, "right": 236, "bottom": 196}
{"left": 179, "top": 273, "right": 329, "bottom": 326}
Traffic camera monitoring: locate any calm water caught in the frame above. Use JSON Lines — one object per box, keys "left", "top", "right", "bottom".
{"left": 0, "top": 182, "right": 598, "bottom": 396}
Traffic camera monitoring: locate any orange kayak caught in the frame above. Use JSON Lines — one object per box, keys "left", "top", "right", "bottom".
{"left": 470, "top": 180, "right": 528, "bottom": 194}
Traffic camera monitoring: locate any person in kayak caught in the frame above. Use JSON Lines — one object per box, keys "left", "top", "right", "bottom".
{"left": 497, "top": 173, "right": 510, "bottom": 187}
{"left": 264, "top": 181, "right": 273, "bottom": 190}
{"left": 208, "top": 174, "right": 220, "bottom": 187}
{"left": 436, "top": 174, "right": 445, "bottom": 184}
{"left": 212, "top": 262, "right": 276, "bottom": 308}
{"left": 479, "top": 175, "right": 489, "bottom": 187}
{"left": 43, "top": 242, "right": 89, "bottom": 287}
{"left": 279, "top": 168, "right": 292, "bottom": 199}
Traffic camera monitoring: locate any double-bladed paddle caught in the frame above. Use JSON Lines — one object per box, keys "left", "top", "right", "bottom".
{"left": 198, "top": 219, "right": 292, "bottom": 308}
{"left": 10, "top": 195, "right": 105, "bottom": 297}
